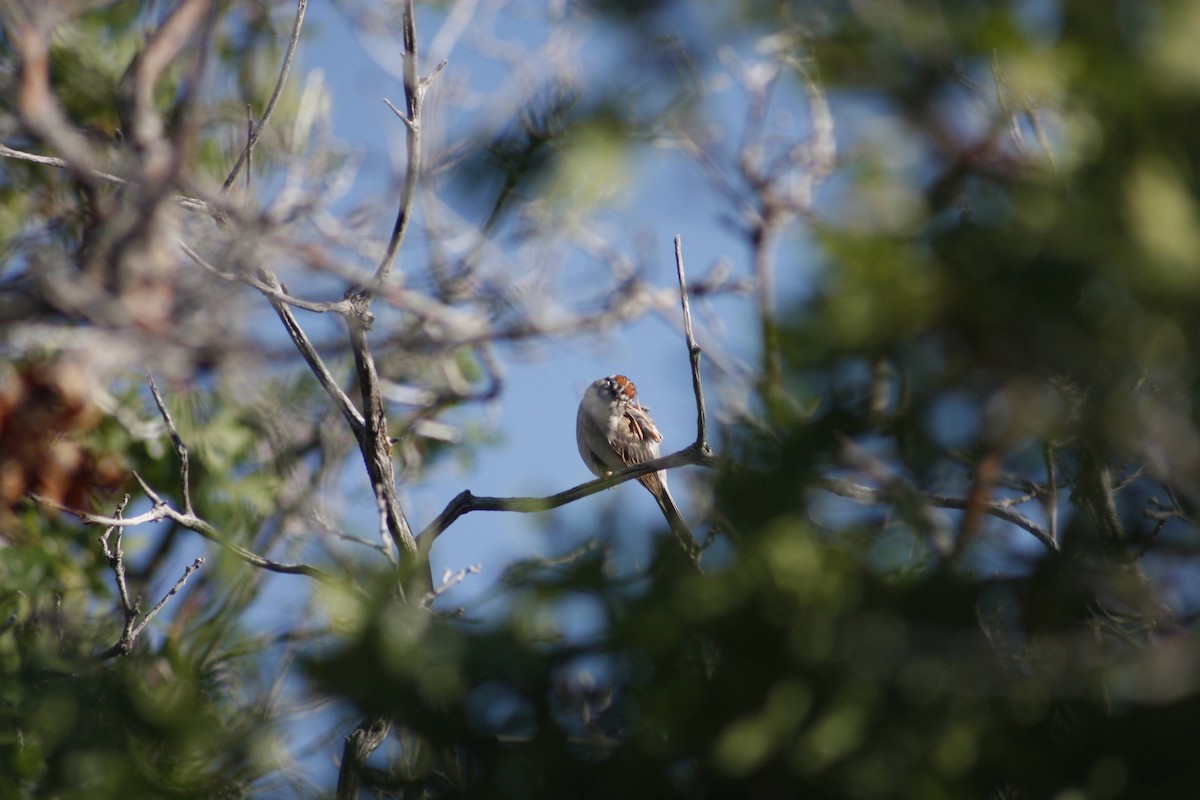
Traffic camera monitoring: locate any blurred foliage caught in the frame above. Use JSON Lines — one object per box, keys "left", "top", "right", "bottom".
{"left": 308, "top": 1, "right": 1200, "bottom": 798}
{"left": 0, "top": 372, "right": 299, "bottom": 798}
{"left": 5, "top": 0, "right": 1200, "bottom": 798}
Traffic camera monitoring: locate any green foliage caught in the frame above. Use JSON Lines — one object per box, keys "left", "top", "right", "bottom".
{"left": 0, "top": 378, "right": 298, "bottom": 799}
{"left": 2, "top": 646, "right": 259, "bottom": 798}
{"left": 310, "top": 488, "right": 1200, "bottom": 799}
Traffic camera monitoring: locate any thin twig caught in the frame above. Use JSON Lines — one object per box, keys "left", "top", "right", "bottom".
{"left": 421, "top": 564, "right": 482, "bottom": 609}
{"left": 817, "top": 478, "right": 1059, "bottom": 554}
{"left": 131, "top": 557, "right": 205, "bottom": 639}
{"left": 223, "top": 0, "right": 308, "bottom": 191}
{"left": 372, "top": 0, "right": 421, "bottom": 289}
{"left": 94, "top": 496, "right": 205, "bottom": 660}
{"left": 674, "top": 235, "right": 710, "bottom": 454}
{"left": 146, "top": 373, "right": 193, "bottom": 516}
{"left": 98, "top": 495, "right": 138, "bottom": 650}
{"left": 245, "top": 103, "right": 253, "bottom": 196}
{"left": 0, "top": 142, "right": 123, "bottom": 183}
{"left": 31, "top": 490, "right": 341, "bottom": 584}
{"left": 253, "top": 268, "right": 365, "bottom": 434}
{"left": 372, "top": 0, "right": 447, "bottom": 290}
{"left": 178, "top": 241, "right": 354, "bottom": 313}
{"left": 0, "top": 143, "right": 217, "bottom": 212}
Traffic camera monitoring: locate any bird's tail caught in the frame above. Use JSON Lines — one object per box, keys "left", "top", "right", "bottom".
{"left": 641, "top": 472, "right": 700, "bottom": 568}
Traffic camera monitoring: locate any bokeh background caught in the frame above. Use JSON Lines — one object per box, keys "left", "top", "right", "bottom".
{"left": 5, "top": 0, "right": 1200, "bottom": 797}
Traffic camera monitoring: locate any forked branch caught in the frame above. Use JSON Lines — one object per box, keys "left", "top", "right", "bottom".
{"left": 417, "top": 234, "right": 718, "bottom": 547}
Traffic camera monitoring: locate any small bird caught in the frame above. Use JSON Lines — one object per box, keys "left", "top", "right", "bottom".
{"left": 576, "top": 375, "right": 696, "bottom": 558}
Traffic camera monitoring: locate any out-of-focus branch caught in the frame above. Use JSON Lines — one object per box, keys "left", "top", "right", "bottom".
{"left": 683, "top": 45, "right": 835, "bottom": 398}
{"left": 372, "top": 0, "right": 447, "bottom": 290}
{"left": 254, "top": 268, "right": 365, "bottom": 434}
{"left": 29, "top": 375, "right": 342, "bottom": 585}
{"left": 336, "top": 716, "right": 392, "bottom": 800}
{"left": 118, "top": 0, "right": 214, "bottom": 150}
{"left": 29, "top": 485, "right": 339, "bottom": 584}
{"left": 146, "top": 373, "right": 193, "bottom": 516}
{"left": 11, "top": 16, "right": 106, "bottom": 186}
{"left": 817, "top": 478, "right": 1058, "bottom": 554}
{"left": 223, "top": 0, "right": 309, "bottom": 191}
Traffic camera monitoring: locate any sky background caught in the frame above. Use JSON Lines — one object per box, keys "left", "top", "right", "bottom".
{"left": 277, "top": 1, "right": 815, "bottom": 608}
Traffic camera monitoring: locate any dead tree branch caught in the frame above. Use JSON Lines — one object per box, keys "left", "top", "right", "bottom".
{"left": 372, "top": 0, "right": 446, "bottom": 291}
{"left": 817, "top": 478, "right": 1059, "bottom": 554}
{"left": 419, "top": 445, "right": 719, "bottom": 544}
{"left": 675, "top": 235, "right": 711, "bottom": 456}
{"left": 222, "top": 0, "right": 309, "bottom": 191}
{"left": 94, "top": 495, "right": 205, "bottom": 660}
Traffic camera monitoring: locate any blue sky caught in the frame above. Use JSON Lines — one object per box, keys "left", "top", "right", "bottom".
{"left": 215, "top": 5, "right": 800, "bottom": 787}
{"left": 271, "top": 1, "right": 821, "bottom": 610}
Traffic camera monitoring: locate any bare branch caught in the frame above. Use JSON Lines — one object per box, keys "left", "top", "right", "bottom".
{"left": 372, "top": 0, "right": 446, "bottom": 290}
{"left": 674, "top": 235, "right": 711, "bottom": 454}
{"left": 97, "top": 495, "right": 139, "bottom": 654}
{"left": 0, "top": 142, "right": 123, "bottom": 184}
{"left": 418, "top": 444, "right": 719, "bottom": 543}
{"left": 94, "top": 495, "right": 205, "bottom": 661}
{"left": 30, "top": 491, "right": 341, "bottom": 584}
{"left": 346, "top": 296, "right": 417, "bottom": 561}
{"left": 222, "top": 0, "right": 309, "bottom": 191}
{"left": 0, "top": 143, "right": 218, "bottom": 213}
{"left": 816, "top": 478, "right": 1059, "bottom": 554}
{"left": 119, "top": 0, "right": 215, "bottom": 150}
{"left": 178, "top": 241, "right": 354, "bottom": 313}
{"left": 421, "top": 564, "right": 482, "bottom": 609}
{"left": 146, "top": 373, "right": 193, "bottom": 516}
{"left": 255, "top": 269, "right": 366, "bottom": 434}
{"left": 131, "top": 557, "right": 205, "bottom": 639}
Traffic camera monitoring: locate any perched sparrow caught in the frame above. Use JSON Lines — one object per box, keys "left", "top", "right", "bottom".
{"left": 576, "top": 375, "right": 695, "bottom": 554}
